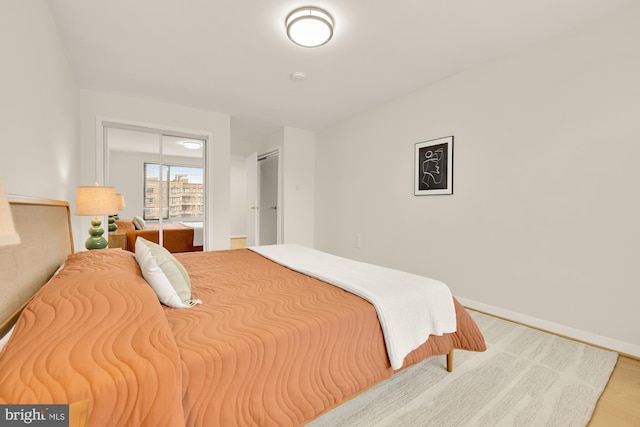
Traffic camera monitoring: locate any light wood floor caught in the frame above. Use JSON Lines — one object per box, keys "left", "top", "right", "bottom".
{"left": 230, "top": 237, "right": 247, "bottom": 249}
{"left": 589, "top": 355, "right": 640, "bottom": 426}
{"left": 226, "top": 238, "right": 640, "bottom": 424}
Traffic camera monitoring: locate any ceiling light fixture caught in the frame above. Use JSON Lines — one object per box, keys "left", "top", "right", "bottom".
{"left": 286, "top": 6, "right": 334, "bottom": 48}
{"left": 181, "top": 141, "right": 203, "bottom": 150}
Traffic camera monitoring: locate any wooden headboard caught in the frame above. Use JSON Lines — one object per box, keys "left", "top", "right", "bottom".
{"left": 0, "top": 195, "right": 74, "bottom": 337}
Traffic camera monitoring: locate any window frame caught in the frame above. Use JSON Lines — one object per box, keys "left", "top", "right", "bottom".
{"left": 143, "top": 162, "right": 204, "bottom": 222}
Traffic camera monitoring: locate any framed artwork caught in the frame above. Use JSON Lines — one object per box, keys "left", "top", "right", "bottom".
{"left": 414, "top": 136, "right": 453, "bottom": 195}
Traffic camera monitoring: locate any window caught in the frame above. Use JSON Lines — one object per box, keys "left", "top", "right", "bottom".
{"left": 144, "top": 163, "right": 204, "bottom": 221}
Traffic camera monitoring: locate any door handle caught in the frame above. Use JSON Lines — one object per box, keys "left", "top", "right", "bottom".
{"left": 271, "top": 206, "right": 277, "bottom": 210}
{"left": 250, "top": 206, "right": 259, "bottom": 210}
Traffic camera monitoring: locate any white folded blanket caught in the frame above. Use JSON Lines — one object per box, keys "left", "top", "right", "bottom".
{"left": 249, "top": 244, "right": 457, "bottom": 370}
{"left": 180, "top": 222, "right": 203, "bottom": 247}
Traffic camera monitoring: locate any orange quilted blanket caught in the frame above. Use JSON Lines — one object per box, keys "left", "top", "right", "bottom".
{"left": 0, "top": 250, "right": 185, "bottom": 426}
{"left": 171, "top": 249, "right": 486, "bottom": 426}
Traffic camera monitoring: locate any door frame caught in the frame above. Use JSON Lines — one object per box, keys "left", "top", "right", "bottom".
{"left": 246, "top": 148, "right": 282, "bottom": 246}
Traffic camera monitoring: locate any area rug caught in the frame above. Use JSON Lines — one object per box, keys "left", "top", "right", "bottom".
{"left": 308, "top": 310, "right": 618, "bottom": 427}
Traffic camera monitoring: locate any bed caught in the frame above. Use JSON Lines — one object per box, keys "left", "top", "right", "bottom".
{"left": 0, "top": 196, "right": 486, "bottom": 426}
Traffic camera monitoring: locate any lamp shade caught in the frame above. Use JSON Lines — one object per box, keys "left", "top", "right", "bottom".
{"left": 0, "top": 177, "right": 20, "bottom": 247}
{"left": 75, "top": 185, "right": 118, "bottom": 216}
{"left": 116, "top": 193, "right": 126, "bottom": 211}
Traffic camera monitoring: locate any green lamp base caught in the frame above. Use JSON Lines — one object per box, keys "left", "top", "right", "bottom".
{"left": 108, "top": 215, "right": 117, "bottom": 232}
{"left": 85, "top": 216, "right": 109, "bottom": 250}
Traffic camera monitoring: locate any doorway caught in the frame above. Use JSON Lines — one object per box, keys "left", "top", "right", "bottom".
{"left": 245, "top": 149, "right": 280, "bottom": 246}
{"left": 259, "top": 154, "right": 278, "bottom": 245}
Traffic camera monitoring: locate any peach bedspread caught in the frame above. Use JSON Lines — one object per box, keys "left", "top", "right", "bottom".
{"left": 0, "top": 250, "right": 185, "bottom": 426}
{"left": 171, "top": 249, "right": 486, "bottom": 426}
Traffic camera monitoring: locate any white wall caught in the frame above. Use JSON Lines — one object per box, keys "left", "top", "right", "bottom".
{"left": 0, "top": 1, "right": 80, "bottom": 242}
{"left": 282, "top": 127, "right": 315, "bottom": 246}
{"left": 315, "top": 5, "right": 640, "bottom": 356}
{"left": 79, "top": 90, "right": 231, "bottom": 250}
{"left": 230, "top": 156, "right": 247, "bottom": 237}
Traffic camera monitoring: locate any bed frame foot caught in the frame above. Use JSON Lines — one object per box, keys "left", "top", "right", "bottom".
{"left": 446, "top": 349, "right": 454, "bottom": 372}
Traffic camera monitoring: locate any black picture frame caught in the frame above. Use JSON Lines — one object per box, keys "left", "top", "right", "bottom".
{"left": 414, "top": 136, "right": 453, "bottom": 195}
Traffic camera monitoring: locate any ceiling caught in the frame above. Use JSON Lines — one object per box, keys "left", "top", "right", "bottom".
{"left": 47, "top": 0, "right": 634, "bottom": 155}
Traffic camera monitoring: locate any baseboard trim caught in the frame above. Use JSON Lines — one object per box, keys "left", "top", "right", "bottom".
{"left": 457, "top": 297, "right": 640, "bottom": 359}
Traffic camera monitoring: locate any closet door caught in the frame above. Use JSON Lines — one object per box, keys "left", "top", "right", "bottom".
{"left": 104, "top": 125, "right": 206, "bottom": 249}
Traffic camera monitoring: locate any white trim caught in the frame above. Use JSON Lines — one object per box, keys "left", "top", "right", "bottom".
{"left": 100, "top": 120, "right": 208, "bottom": 140}
{"left": 457, "top": 296, "right": 640, "bottom": 358}
{"left": 258, "top": 149, "right": 279, "bottom": 161}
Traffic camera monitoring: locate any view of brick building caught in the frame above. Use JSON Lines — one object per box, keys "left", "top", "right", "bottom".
{"left": 144, "top": 164, "right": 204, "bottom": 221}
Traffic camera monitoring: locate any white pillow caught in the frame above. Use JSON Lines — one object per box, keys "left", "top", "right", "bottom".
{"left": 134, "top": 238, "right": 200, "bottom": 308}
{"left": 132, "top": 216, "right": 146, "bottom": 230}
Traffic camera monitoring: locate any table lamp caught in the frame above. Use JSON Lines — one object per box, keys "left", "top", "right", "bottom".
{"left": 108, "top": 193, "right": 126, "bottom": 232}
{"left": 0, "top": 177, "right": 20, "bottom": 247}
{"left": 115, "top": 193, "right": 126, "bottom": 219}
{"left": 75, "top": 184, "right": 117, "bottom": 250}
